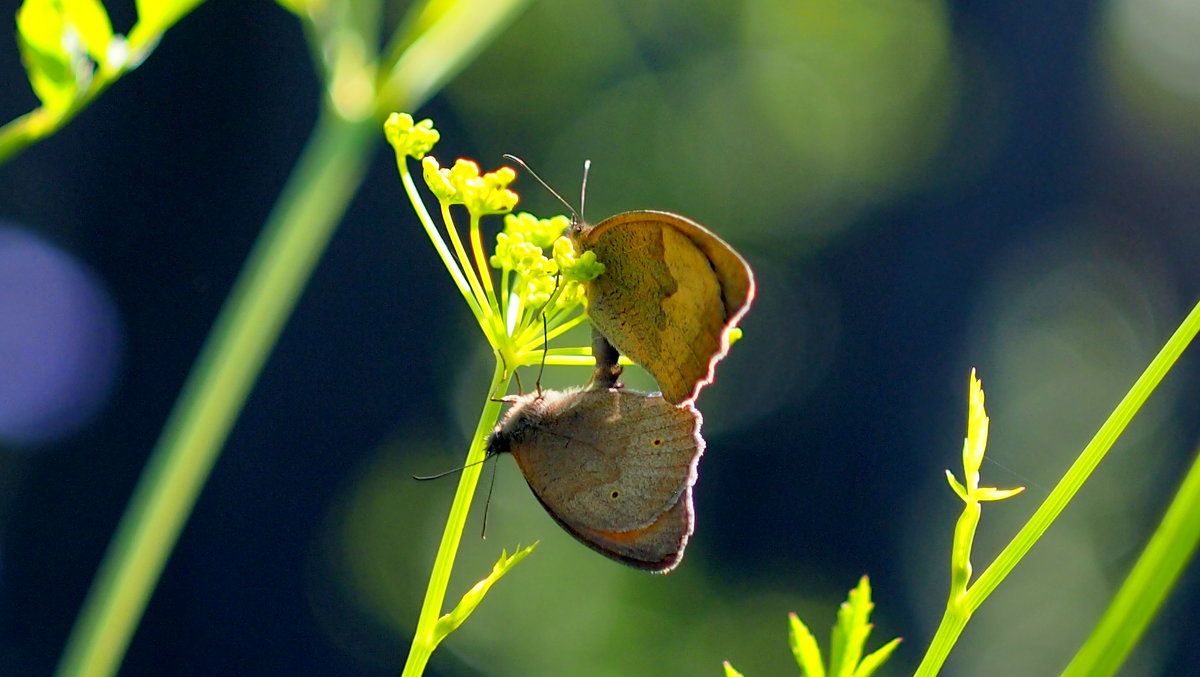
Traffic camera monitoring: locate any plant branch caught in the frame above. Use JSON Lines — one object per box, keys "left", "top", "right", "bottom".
{"left": 54, "top": 106, "right": 376, "bottom": 677}
{"left": 401, "top": 361, "right": 509, "bottom": 676}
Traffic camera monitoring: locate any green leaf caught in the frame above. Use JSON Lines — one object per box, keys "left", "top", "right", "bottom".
{"left": 130, "top": 0, "right": 203, "bottom": 50}
{"left": 63, "top": 0, "right": 113, "bottom": 64}
{"left": 853, "top": 637, "right": 902, "bottom": 677}
{"left": 17, "top": 0, "right": 66, "bottom": 56}
{"left": 788, "top": 612, "right": 826, "bottom": 677}
{"left": 17, "top": 0, "right": 80, "bottom": 112}
{"left": 273, "top": 0, "right": 309, "bottom": 15}
{"left": 722, "top": 661, "right": 745, "bottom": 677}
{"left": 975, "top": 486, "right": 1025, "bottom": 501}
{"left": 944, "top": 469, "right": 968, "bottom": 501}
{"left": 831, "top": 577, "right": 874, "bottom": 677}
{"left": 432, "top": 543, "right": 537, "bottom": 646}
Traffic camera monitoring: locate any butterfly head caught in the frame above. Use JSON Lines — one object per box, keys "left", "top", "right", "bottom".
{"left": 486, "top": 391, "right": 554, "bottom": 457}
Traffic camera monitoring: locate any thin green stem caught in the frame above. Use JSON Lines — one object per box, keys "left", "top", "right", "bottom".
{"left": 913, "top": 299, "right": 1200, "bottom": 677}
{"left": 913, "top": 501, "right": 979, "bottom": 676}
{"left": 469, "top": 213, "right": 501, "bottom": 319}
{"left": 966, "top": 299, "right": 1200, "bottom": 610}
{"left": 397, "top": 163, "right": 485, "bottom": 327}
{"left": 499, "top": 266, "right": 513, "bottom": 328}
{"left": 402, "top": 361, "right": 510, "bottom": 677}
{"left": 0, "top": 66, "right": 118, "bottom": 164}
{"left": 376, "top": 0, "right": 533, "bottom": 112}
{"left": 1, "top": 2, "right": 206, "bottom": 165}
{"left": 917, "top": 609, "right": 968, "bottom": 676}
{"left": 440, "top": 203, "right": 496, "bottom": 340}
{"left": 1060, "top": 442, "right": 1200, "bottom": 677}
{"left": 54, "top": 107, "right": 377, "bottom": 677}
{"left": 517, "top": 312, "right": 587, "bottom": 354}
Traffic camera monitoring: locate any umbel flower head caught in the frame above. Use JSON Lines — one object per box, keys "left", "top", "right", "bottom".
{"left": 384, "top": 112, "right": 604, "bottom": 371}
{"left": 423, "top": 157, "right": 519, "bottom": 215}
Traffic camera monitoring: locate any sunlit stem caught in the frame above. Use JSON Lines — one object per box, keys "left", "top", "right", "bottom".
{"left": 504, "top": 289, "right": 522, "bottom": 336}
{"left": 499, "top": 265, "right": 513, "bottom": 329}
{"left": 397, "top": 162, "right": 485, "bottom": 326}
{"left": 914, "top": 299, "right": 1200, "bottom": 677}
{"left": 510, "top": 280, "right": 570, "bottom": 349}
{"left": 1061, "top": 440, "right": 1200, "bottom": 676}
{"left": 469, "top": 213, "right": 501, "bottom": 319}
{"left": 965, "top": 299, "right": 1200, "bottom": 612}
{"left": 541, "top": 348, "right": 633, "bottom": 364}
{"left": 439, "top": 203, "right": 497, "bottom": 342}
{"left": 916, "top": 498, "right": 980, "bottom": 677}
{"left": 401, "top": 360, "right": 509, "bottom": 677}
{"left": 950, "top": 502, "right": 980, "bottom": 600}
{"left": 517, "top": 312, "right": 588, "bottom": 356}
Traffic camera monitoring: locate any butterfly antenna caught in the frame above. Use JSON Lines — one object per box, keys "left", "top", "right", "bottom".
{"left": 498, "top": 351, "right": 511, "bottom": 382}
{"left": 533, "top": 273, "right": 560, "bottom": 397}
{"left": 490, "top": 353, "right": 518, "bottom": 401}
{"left": 412, "top": 457, "right": 489, "bottom": 481}
{"left": 502, "top": 154, "right": 579, "bottom": 221}
{"left": 579, "top": 159, "right": 591, "bottom": 222}
{"left": 534, "top": 312, "right": 549, "bottom": 397}
{"left": 481, "top": 456, "right": 500, "bottom": 539}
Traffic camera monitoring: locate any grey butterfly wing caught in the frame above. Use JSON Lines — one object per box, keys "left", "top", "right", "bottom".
{"left": 516, "top": 388, "right": 704, "bottom": 529}
{"left": 508, "top": 388, "right": 705, "bottom": 571}
{"left": 531, "top": 479, "right": 695, "bottom": 572}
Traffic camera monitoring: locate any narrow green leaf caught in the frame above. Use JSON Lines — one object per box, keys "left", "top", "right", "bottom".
{"left": 788, "top": 612, "right": 826, "bottom": 677}
{"left": 432, "top": 543, "right": 537, "bottom": 645}
{"left": 975, "top": 486, "right": 1025, "bottom": 501}
{"left": 833, "top": 577, "right": 874, "bottom": 677}
{"left": 829, "top": 622, "right": 846, "bottom": 677}
{"left": 722, "top": 661, "right": 745, "bottom": 677}
{"left": 853, "top": 637, "right": 902, "bottom": 677}
{"left": 944, "top": 469, "right": 968, "bottom": 501}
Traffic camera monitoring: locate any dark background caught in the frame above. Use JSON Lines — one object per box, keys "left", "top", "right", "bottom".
{"left": 2, "top": 0, "right": 1199, "bottom": 675}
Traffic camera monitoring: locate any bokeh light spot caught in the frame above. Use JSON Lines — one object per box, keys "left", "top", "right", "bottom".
{"left": 0, "top": 225, "right": 122, "bottom": 446}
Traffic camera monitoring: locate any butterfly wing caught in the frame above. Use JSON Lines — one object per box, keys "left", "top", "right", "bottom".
{"left": 577, "top": 211, "right": 755, "bottom": 405}
{"left": 508, "top": 388, "right": 705, "bottom": 572}
{"left": 530, "top": 482, "right": 694, "bottom": 572}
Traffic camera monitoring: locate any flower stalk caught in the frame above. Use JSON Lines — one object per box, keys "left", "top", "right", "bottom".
{"left": 385, "top": 112, "right": 604, "bottom": 675}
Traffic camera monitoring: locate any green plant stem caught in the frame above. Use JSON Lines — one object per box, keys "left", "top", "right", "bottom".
{"left": 914, "top": 298, "right": 1200, "bottom": 677}
{"left": 54, "top": 107, "right": 377, "bottom": 677}
{"left": 968, "top": 299, "right": 1200, "bottom": 604}
{"left": 402, "top": 361, "right": 509, "bottom": 677}
{"left": 1060, "top": 440, "right": 1200, "bottom": 677}
{"left": 0, "top": 1, "right": 205, "bottom": 165}
{"left": 0, "top": 71, "right": 115, "bottom": 164}
{"left": 376, "top": 0, "right": 532, "bottom": 110}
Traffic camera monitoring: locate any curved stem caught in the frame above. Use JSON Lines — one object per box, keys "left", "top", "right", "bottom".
{"left": 54, "top": 107, "right": 376, "bottom": 677}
